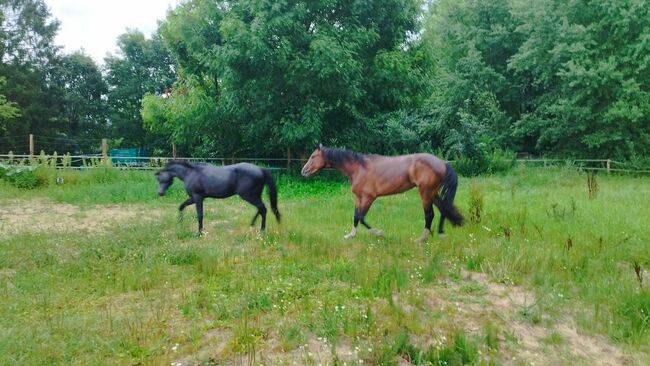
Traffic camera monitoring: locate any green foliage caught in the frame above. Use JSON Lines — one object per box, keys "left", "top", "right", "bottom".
{"left": 0, "top": 163, "right": 39, "bottom": 188}
{"left": 104, "top": 30, "right": 176, "bottom": 149}
{"left": 145, "top": 0, "right": 429, "bottom": 157}
{"left": 0, "top": 77, "right": 20, "bottom": 130}
{"left": 454, "top": 149, "right": 516, "bottom": 176}
{"left": 0, "top": 0, "right": 63, "bottom": 151}
{"left": 616, "top": 290, "right": 650, "bottom": 341}
{"left": 53, "top": 52, "right": 108, "bottom": 148}
{"left": 424, "top": 0, "right": 650, "bottom": 161}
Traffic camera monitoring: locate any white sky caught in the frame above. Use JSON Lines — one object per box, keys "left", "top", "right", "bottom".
{"left": 46, "top": 0, "right": 181, "bottom": 65}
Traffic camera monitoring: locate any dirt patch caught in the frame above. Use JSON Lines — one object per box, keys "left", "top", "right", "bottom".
{"left": 0, "top": 198, "right": 159, "bottom": 235}
{"left": 167, "top": 269, "right": 636, "bottom": 366}
{"left": 458, "top": 270, "right": 630, "bottom": 366}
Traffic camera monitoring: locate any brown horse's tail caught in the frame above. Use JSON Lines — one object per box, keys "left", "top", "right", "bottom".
{"left": 439, "top": 162, "right": 464, "bottom": 226}
{"left": 262, "top": 169, "right": 281, "bottom": 223}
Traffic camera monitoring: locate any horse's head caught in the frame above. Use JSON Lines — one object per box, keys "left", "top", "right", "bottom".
{"left": 155, "top": 169, "right": 173, "bottom": 196}
{"left": 301, "top": 144, "right": 326, "bottom": 177}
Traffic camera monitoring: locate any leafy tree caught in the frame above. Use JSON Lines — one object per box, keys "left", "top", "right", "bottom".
{"left": 144, "top": 0, "right": 430, "bottom": 157}
{"left": 0, "top": 0, "right": 63, "bottom": 151}
{"left": 0, "top": 76, "right": 20, "bottom": 132}
{"left": 422, "top": 0, "right": 520, "bottom": 160}
{"left": 50, "top": 51, "right": 107, "bottom": 152}
{"left": 423, "top": 0, "right": 650, "bottom": 160}
{"left": 104, "top": 30, "right": 176, "bottom": 149}
{"left": 509, "top": 0, "right": 650, "bottom": 158}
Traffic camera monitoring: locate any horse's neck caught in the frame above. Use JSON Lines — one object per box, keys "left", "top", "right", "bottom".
{"left": 167, "top": 164, "right": 193, "bottom": 180}
{"left": 333, "top": 160, "right": 364, "bottom": 182}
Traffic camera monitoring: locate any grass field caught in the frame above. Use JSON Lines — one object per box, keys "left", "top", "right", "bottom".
{"left": 0, "top": 166, "right": 649, "bottom": 365}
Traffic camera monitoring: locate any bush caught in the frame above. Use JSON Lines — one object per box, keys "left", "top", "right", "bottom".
{"left": 0, "top": 163, "right": 40, "bottom": 189}
{"left": 453, "top": 149, "right": 515, "bottom": 176}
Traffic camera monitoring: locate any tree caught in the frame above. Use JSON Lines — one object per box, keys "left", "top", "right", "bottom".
{"left": 104, "top": 30, "right": 176, "bottom": 149}
{"left": 508, "top": 0, "right": 650, "bottom": 158}
{"left": 47, "top": 51, "right": 108, "bottom": 152}
{"left": 422, "top": 0, "right": 650, "bottom": 160}
{"left": 422, "top": 0, "right": 520, "bottom": 160}
{"left": 0, "top": 0, "right": 63, "bottom": 152}
{"left": 0, "top": 76, "right": 20, "bottom": 133}
{"left": 144, "top": 0, "right": 430, "bottom": 157}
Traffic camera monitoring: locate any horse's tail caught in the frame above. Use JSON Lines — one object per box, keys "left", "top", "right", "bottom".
{"left": 262, "top": 169, "right": 281, "bottom": 223}
{"left": 439, "top": 162, "right": 464, "bottom": 226}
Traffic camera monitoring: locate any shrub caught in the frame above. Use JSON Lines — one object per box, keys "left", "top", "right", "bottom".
{"left": 453, "top": 149, "right": 515, "bottom": 176}
{"left": 0, "top": 163, "right": 40, "bottom": 189}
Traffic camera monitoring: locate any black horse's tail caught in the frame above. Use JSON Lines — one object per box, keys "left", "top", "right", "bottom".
{"left": 262, "top": 169, "right": 281, "bottom": 223}
{"left": 439, "top": 162, "right": 464, "bottom": 226}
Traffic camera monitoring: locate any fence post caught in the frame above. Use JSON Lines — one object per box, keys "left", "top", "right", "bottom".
{"left": 607, "top": 159, "right": 611, "bottom": 174}
{"left": 29, "top": 134, "right": 34, "bottom": 158}
{"left": 101, "top": 138, "right": 108, "bottom": 165}
{"left": 172, "top": 143, "right": 177, "bottom": 159}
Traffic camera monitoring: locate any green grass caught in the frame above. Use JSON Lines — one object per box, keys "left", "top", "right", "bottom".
{"left": 1, "top": 166, "right": 649, "bottom": 365}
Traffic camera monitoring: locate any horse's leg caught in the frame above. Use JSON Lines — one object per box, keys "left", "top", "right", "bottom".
{"left": 250, "top": 212, "right": 260, "bottom": 227}
{"left": 241, "top": 194, "right": 267, "bottom": 231}
{"left": 416, "top": 187, "right": 435, "bottom": 243}
{"left": 433, "top": 196, "right": 446, "bottom": 238}
{"left": 345, "top": 194, "right": 381, "bottom": 238}
{"left": 194, "top": 196, "right": 205, "bottom": 236}
{"left": 178, "top": 197, "right": 195, "bottom": 221}
{"left": 345, "top": 195, "right": 362, "bottom": 239}
{"left": 179, "top": 197, "right": 195, "bottom": 211}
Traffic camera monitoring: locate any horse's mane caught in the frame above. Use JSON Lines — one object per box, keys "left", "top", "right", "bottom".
{"left": 322, "top": 147, "right": 366, "bottom": 167}
{"left": 165, "top": 159, "right": 198, "bottom": 170}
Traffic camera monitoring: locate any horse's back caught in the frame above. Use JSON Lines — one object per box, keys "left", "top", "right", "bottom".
{"left": 210, "top": 163, "right": 267, "bottom": 197}
{"left": 413, "top": 153, "right": 447, "bottom": 174}
{"left": 230, "top": 162, "right": 265, "bottom": 178}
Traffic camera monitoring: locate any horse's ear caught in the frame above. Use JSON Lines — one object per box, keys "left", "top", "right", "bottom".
{"left": 318, "top": 143, "right": 323, "bottom": 150}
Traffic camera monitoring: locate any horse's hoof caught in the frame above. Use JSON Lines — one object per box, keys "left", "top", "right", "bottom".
{"left": 415, "top": 229, "right": 431, "bottom": 243}
{"left": 344, "top": 233, "right": 356, "bottom": 239}
{"left": 369, "top": 228, "right": 384, "bottom": 237}
{"left": 198, "top": 230, "right": 208, "bottom": 238}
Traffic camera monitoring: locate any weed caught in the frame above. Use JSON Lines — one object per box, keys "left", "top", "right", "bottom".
{"left": 587, "top": 172, "right": 599, "bottom": 199}
{"left": 468, "top": 181, "right": 484, "bottom": 224}
{"left": 542, "top": 331, "right": 563, "bottom": 346}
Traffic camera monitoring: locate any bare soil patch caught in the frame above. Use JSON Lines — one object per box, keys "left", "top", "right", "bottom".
{"left": 171, "top": 269, "right": 637, "bottom": 366}
{"left": 0, "top": 198, "right": 159, "bottom": 235}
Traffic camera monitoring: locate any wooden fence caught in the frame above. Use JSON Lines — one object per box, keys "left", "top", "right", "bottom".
{"left": 2, "top": 133, "right": 649, "bottom": 173}
{"left": 2, "top": 153, "right": 650, "bottom": 175}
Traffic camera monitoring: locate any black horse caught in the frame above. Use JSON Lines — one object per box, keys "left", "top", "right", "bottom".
{"left": 156, "top": 160, "right": 280, "bottom": 235}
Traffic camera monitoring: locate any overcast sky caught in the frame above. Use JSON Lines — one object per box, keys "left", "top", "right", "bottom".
{"left": 46, "top": 0, "right": 181, "bottom": 65}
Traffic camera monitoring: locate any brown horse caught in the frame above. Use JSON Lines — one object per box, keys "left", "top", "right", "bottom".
{"left": 301, "top": 144, "right": 463, "bottom": 242}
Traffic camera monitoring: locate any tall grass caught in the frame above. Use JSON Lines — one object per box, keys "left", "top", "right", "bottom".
{"left": 0, "top": 166, "right": 648, "bottom": 364}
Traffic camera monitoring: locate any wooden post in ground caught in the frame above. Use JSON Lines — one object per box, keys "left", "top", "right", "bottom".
{"left": 101, "top": 138, "right": 108, "bottom": 165}
{"left": 172, "top": 143, "right": 177, "bottom": 159}
{"left": 29, "top": 134, "right": 34, "bottom": 158}
{"left": 607, "top": 159, "right": 611, "bottom": 174}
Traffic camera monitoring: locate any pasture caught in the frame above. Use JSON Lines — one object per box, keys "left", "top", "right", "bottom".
{"left": 0, "top": 166, "right": 649, "bottom": 365}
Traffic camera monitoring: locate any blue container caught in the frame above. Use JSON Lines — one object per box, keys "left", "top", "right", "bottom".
{"left": 109, "top": 148, "right": 149, "bottom": 166}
